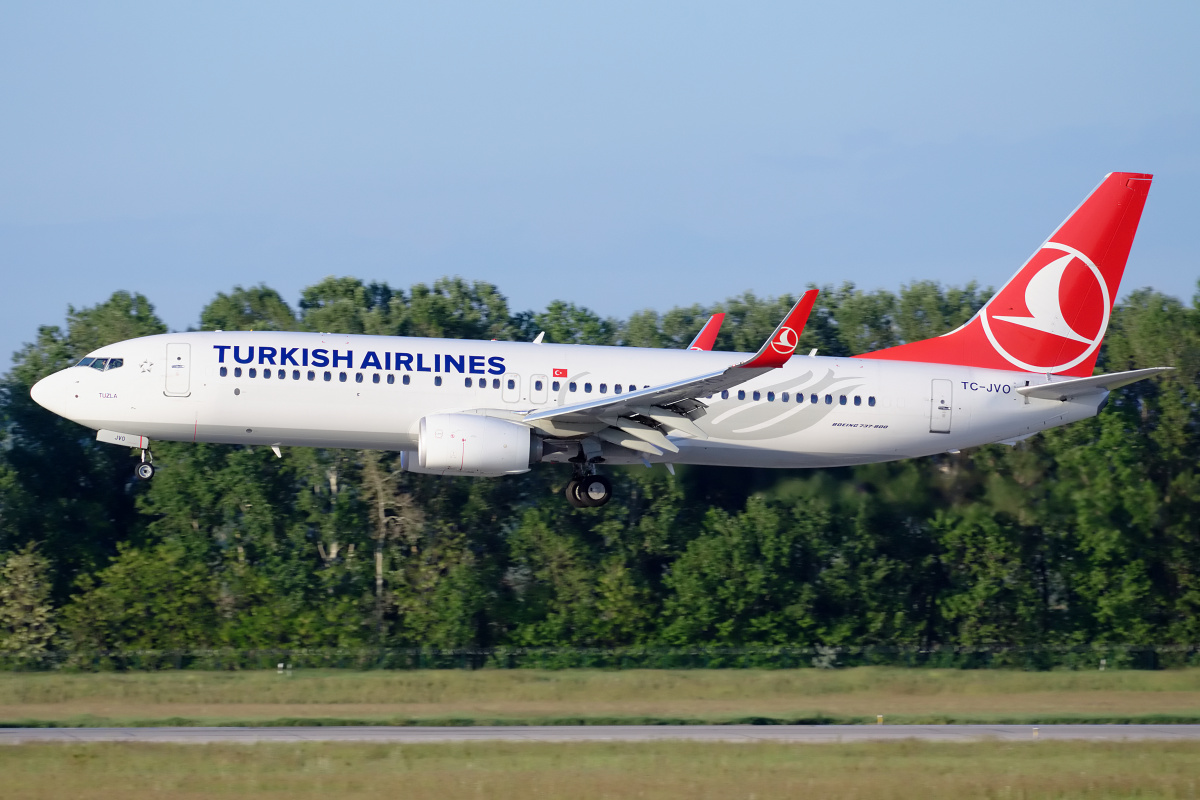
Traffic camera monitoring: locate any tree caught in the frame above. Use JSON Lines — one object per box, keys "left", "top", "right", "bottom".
{"left": 199, "top": 285, "right": 299, "bottom": 332}
{"left": 0, "top": 545, "right": 57, "bottom": 659}
{"left": 61, "top": 542, "right": 218, "bottom": 651}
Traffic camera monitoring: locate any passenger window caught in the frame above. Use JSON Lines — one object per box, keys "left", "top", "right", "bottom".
{"left": 767, "top": 392, "right": 775, "bottom": 402}
{"left": 387, "top": 374, "right": 395, "bottom": 385}
{"left": 324, "top": 371, "right": 332, "bottom": 381}
{"left": 355, "top": 373, "right": 363, "bottom": 383}
{"left": 403, "top": 375, "right": 410, "bottom": 385}
{"left": 492, "top": 378, "right": 500, "bottom": 389}
{"left": 868, "top": 396, "right": 876, "bottom": 407}
{"left": 465, "top": 377, "right": 473, "bottom": 388}
{"left": 263, "top": 369, "right": 271, "bottom": 379}
{"left": 293, "top": 370, "right": 300, "bottom": 380}
{"left": 599, "top": 383, "right": 607, "bottom": 394}
{"left": 629, "top": 385, "right": 637, "bottom": 393}
{"left": 839, "top": 395, "right": 846, "bottom": 405}
{"left": 854, "top": 395, "right": 861, "bottom": 406}
{"left": 569, "top": 382, "right": 577, "bottom": 392}
{"left": 825, "top": 394, "right": 832, "bottom": 404}
{"left": 249, "top": 368, "right": 257, "bottom": 378}
{"left": 752, "top": 391, "right": 761, "bottom": 401}
{"left": 307, "top": 370, "right": 315, "bottom": 381}
{"left": 721, "top": 390, "right": 729, "bottom": 399}
{"left": 372, "top": 373, "right": 380, "bottom": 384}
{"left": 220, "top": 366, "right": 228, "bottom": 377}
{"left": 552, "top": 381, "right": 560, "bottom": 391}
{"left": 534, "top": 380, "right": 543, "bottom": 391}
{"left": 339, "top": 372, "right": 347, "bottom": 382}
{"left": 507, "top": 378, "right": 516, "bottom": 390}
{"left": 277, "top": 369, "right": 285, "bottom": 379}
{"left": 810, "top": 394, "right": 817, "bottom": 404}
{"left": 234, "top": 367, "right": 243, "bottom": 378}
{"left": 737, "top": 390, "right": 746, "bottom": 400}
{"left": 781, "top": 392, "right": 788, "bottom": 402}
{"left": 584, "top": 383, "right": 592, "bottom": 393}
{"left": 435, "top": 376, "right": 442, "bottom": 386}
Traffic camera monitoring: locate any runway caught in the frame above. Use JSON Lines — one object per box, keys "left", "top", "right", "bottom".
{"left": 3, "top": 725, "right": 1200, "bottom": 744}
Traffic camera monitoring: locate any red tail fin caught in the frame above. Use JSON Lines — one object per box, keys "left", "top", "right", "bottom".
{"left": 859, "top": 172, "right": 1153, "bottom": 377}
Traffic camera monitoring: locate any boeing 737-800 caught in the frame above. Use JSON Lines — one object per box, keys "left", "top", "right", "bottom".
{"left": 31, "top": 172, "right": 1169, "bottom": 508}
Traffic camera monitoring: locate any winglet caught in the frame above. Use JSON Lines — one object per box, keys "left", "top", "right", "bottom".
{"left": 687, "top": 313, "right": 726, "bottom": 351}
{"left": 738, "top": 289, "right": 819, "bottom": 369}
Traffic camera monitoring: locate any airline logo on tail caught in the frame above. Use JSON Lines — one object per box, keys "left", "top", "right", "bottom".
{"left": 981, "top": 242, "right": 1110, "bottom": 373}
{"left": 771, "top": 326, "right": 800, "bottom": 355}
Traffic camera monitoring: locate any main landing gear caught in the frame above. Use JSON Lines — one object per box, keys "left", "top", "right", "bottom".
{"left": 565, "top": 469, "right": 613, "bottom": 509}
{"left": 135, "top": 448, "right": 155, "bottom": 480}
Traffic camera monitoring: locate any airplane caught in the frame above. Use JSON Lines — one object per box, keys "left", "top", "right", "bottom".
{"left": 31, "top": 172, "right": 1170, "bottom": 508}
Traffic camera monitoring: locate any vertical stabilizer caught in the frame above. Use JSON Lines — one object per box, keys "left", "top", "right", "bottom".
{"left": 859, "top": 172, "right": 1153, "bottom": 377}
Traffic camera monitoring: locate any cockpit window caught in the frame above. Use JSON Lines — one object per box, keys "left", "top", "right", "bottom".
{"left": 80, "top": 357, "right": 124, "bottom": 371}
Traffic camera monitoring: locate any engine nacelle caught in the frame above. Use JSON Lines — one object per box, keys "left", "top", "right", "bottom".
{"left": 406, "top": 413, "right": 535, "bottom": 477}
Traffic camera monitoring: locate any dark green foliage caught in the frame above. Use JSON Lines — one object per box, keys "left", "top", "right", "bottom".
{"left": 1, "top": 277, "right": 1197, "bottom": 661}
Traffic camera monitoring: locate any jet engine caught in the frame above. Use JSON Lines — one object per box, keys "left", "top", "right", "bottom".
{"left": 403, "top": 413, "right": 537, "bottom": 477}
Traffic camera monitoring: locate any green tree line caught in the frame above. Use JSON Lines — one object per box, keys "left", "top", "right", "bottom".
{"left": 1, "top": 276, "right": 1198, "bottom": 664}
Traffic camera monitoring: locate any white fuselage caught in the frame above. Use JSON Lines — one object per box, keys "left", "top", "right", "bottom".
{"left": 32, "top": 331, "right": 1105, "bottom": 469}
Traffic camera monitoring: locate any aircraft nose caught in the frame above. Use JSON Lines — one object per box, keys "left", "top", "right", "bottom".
{"left": 30, "top": 371, "right": 69, "bottom": 416}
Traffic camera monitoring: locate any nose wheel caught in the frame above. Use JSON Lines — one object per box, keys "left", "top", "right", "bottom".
{"left": 134, "top": 448, "right": 155, "bottom": 480}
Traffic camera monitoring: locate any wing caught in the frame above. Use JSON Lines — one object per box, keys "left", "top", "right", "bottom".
{"left": 523, "top": 290, "right": 819, "bottom": 454}
{"left": 686, "top": 313, "right": 726, "bottom": 350}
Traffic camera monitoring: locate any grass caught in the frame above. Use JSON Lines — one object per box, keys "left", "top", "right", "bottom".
{"left": 2, "top": 740, "right": 1199, "bottom": 799}
{"left": 2, "top": 667, "right": 1200, "bottom": 727}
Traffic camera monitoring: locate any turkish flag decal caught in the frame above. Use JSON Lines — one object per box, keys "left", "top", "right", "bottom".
{"left": 552, "top": 368, "right": 568, "bottom": 378}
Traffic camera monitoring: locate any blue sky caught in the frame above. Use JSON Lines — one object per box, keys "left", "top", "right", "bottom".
{"left": 3, "top": 1, "right": 1197, "bottom": 361}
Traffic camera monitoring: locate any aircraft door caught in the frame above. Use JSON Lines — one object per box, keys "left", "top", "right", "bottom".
{"left": 930, "top": 379, "right": 952, "bottom": 433}
{"left": 164, "top": 343, "right": 191, "bottom": 397}
{"left": 530, "top": 374, "right": 548, "bottom": 405}
{"left": 502, "top": 374, "right": 521, "bottom": 404}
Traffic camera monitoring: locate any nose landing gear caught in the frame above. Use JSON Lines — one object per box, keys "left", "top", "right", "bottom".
{"left": 135, "top": 448, "right": 155, "bottom": 480}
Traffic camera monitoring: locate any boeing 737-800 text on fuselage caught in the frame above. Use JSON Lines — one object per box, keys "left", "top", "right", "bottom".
{"left": 31, "top": 173, "right": 1169, "bottom": 507}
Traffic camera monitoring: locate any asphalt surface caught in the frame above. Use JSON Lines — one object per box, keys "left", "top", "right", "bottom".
{"left": 3, "top": 725, "right": 1200, "bottom": 744}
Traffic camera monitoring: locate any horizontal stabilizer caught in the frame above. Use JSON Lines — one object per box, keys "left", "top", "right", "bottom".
{"left": 1017, "top": 367, "right": 1173, "bottom": 401}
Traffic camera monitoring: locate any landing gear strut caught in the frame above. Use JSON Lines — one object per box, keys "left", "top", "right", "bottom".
{"left": 565, "top": 466, "right": 612, "bottom": 508}
{"left": 135, "top": 448, "right": 155, "bottom": 480}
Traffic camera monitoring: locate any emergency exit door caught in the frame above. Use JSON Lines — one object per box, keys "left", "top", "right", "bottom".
{"left": 501, "top": 374, "right": 521, "bottom": 403}
{"left": 930, "top": 379, "right": 952, "bottom": 433}
{"left": 164, "top": 343, "right": 191, "bottom": 396}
